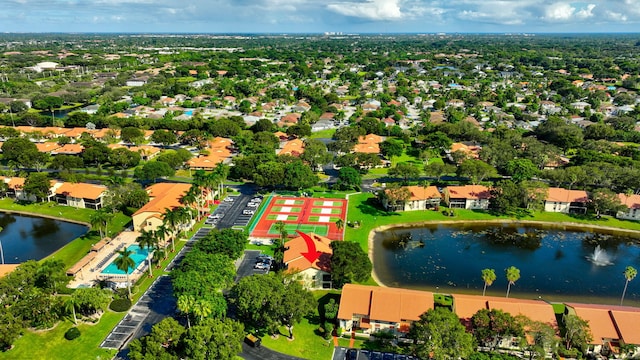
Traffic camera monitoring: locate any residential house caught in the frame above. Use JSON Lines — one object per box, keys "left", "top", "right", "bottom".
{"left": 278, "top": 139, "right": 305, "bottom": 157}
{"left": 125, "top": 76, "right": 149, "bottom": 87}
{"left": 51, "top": 144, "right": 84, "bottom": 155}
{"left": 187, "top": 137, "right": 234, "bottom": 170}
{"left": 544, "top": 188, "right": 588, "bottom": 214}
{"left": 283, "top": 232, "right": 333, "bottom": 289}
{"left": 132, "top": 183, "right": 192, "bottom": 232}
{"left": 444, "top": 185, "right": 491, "bottom": 210}
{"left": 564, "top": 303, "right": 640, "bottom": 357}
{"left": 616, "top": 193, "right": 640, "bottom": 221}
{"left": 53, "top": 182, "right": 107, "bottom": 209}
{"left": 311, "top": 119, "right": 335, "bottom": 132}
{"left": 382, "top": 185, "right": 441, "bottom": 211}
{"left": 129, "top": 145, "right": 161, "bottom": 161}
{"left": 338, "top": 284, "right": 434, "bottom": 336}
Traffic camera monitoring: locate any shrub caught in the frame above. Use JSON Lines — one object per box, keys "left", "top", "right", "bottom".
{"left": 323, "top": 323, "right": 334, "bottom": 340}
{"left": 109, "top": 298, "right": 132, "bottom": 312}
{"left": 64, "top": 327, "right": 81, "bottom": 341}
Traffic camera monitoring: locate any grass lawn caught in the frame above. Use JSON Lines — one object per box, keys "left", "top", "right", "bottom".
{"left": 310, "top": 128, "right": 336, "bottom": 139}
{"left": 259, "top": 290, "right": 341, "bottom": 359}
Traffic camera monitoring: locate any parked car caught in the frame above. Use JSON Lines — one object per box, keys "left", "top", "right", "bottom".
{"left": 246, "top": 202, "right": 259, "bottom": 208}
{"left": 243, "top": 210, "right": 255, "bottom": 215}
{"left": 346, "top": 348, "right": 358, "bottom": 360}
{"left": 254, "top": 263, "right": 269, "bottom": 270}
{"left": 244, "top": 334, "right": 261, "bottom": 347}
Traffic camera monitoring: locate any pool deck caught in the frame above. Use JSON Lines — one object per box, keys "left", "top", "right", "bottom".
{"left": 68, "top": 230, "right": 145, "bottom": 288}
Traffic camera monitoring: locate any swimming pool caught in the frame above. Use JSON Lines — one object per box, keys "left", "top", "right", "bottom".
{"left": 101, "top": 245, "right": 149, "bottom": 275}
{"left": 184, "top": 109, "right": 194, "bottom": 116}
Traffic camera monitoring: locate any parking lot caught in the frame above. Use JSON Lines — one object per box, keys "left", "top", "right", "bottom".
{"left": 205, "top": 194, "right": 263, "bottom": 229}
{"left": 235, "top": 250, "right": 273, "bottom": 282}
{"left": 333, "top": 347, "right": 417, "bottom": 360}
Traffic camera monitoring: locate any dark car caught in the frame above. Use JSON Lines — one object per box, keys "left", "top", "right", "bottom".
{"left": 382, "top": 353, "right": 394, "bottom": 360}
{"left": 371, "top": 352, "right": 383, "bottom": 360}
{"left": 346, "top": 348, "right": 358, "bottom": 360}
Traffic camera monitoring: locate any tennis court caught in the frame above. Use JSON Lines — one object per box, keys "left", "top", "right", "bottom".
{"left": 250, "top": 196, "right": 347, "bottom": 240}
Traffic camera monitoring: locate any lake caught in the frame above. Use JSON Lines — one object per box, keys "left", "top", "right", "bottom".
{"left": 0, "top": 212, "right": 88, "bottom": 264}
{"left": 372, "top": 223, "right": 640, "bottom": 305}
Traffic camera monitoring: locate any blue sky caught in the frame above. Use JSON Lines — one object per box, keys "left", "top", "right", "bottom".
{"left": 1, "top": 0, "right": 639, "bottom": 33}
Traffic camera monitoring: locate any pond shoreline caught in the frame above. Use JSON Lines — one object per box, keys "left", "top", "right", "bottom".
{"left": 0, "top": 209, "right": 91, "bottom": 227}
{"left": 368, "top": 219, "right": 640, "bottom": 291}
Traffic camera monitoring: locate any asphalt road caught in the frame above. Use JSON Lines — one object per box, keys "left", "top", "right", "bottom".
{"left": 240, "top": 342, "right": 306, "bottom": 360}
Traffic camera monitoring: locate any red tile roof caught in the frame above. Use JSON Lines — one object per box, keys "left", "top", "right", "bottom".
{"left": 546, "top": 188, "right": 588, "bottom": 203}
{"left": 446, "top": 185, "right": 491, "bottom": 200}
{"left": 283, "top": 232, "right": 333, "bottom": 272}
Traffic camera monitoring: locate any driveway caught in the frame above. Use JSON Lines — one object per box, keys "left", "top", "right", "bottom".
{"left": 235, "top": 250, "right": 271, "bottom": 282}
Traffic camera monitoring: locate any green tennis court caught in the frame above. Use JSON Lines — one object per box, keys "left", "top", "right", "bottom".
{"left": 267, "top": 223, "right": 329, "bottom": 236}
{"left": 311, "top": 207, "right": 342, "bottom": 214}
{"left": 266, "top": 214, "right": 299, "bottom": 221}
{"left": 275, "top": 199, "right": 305, "bottom": 205}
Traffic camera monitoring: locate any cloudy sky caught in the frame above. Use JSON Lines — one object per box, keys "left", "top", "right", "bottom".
{"left": 1, "top": 0, "right": 639, "bottom": 33}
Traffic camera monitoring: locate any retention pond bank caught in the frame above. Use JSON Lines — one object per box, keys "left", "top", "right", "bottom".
{"left": 371, "top": 220, "right": 640, "bottom": 306}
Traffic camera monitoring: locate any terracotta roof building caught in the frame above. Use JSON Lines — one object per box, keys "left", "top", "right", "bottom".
{"left": 132, "top": 183, "right": 191, "bottom": 232}
{"left": 616, "top": 193, "right": 640, "bottom": 221}
{"left": 544, "top": 187, "right": 588, "bottom": 214}
{"left": 444, "top": 185, "right": 491, "bottom": 210}
{"left": 338, "top": 284, "right": 434, "bottom": 335}
{"left": 284, "top": 232, "right": 333, "bottom": 289}
{"left": 53, "top": 182, "right": 107, "bottom": 210}
{"left": 278, "top": 139, "right": 305, "bottom": 157}
{"left": 382, "top": 185, "right": 441, "bottom": 211}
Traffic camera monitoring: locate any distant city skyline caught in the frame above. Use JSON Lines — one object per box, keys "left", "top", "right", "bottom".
{"left": 1, "top": 0, "right": 640, "bottom": 34}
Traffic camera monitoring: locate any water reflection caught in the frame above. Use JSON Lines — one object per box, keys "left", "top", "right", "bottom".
{"left": 0, "top": 213, "right": 87, "bottom": 263}
{"left": 373, "top": 223, "right": 640, "bottom": 304}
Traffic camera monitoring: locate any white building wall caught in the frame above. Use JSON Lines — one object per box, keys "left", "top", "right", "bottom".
{"left": 544, "top": 201, "right": 570, "bottom": 213}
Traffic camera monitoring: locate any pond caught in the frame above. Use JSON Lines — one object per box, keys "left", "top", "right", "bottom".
{"left": 0, "top": 212, "right": 88, "bottom": 264}
{"left": 372, "top": 222, "right": 640, "bottom": 305}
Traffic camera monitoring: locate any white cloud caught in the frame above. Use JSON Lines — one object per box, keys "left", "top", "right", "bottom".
{"left": 327, "top": 0, "right": 404, "bottom": 21}
{"left": 543, "top": 3, "right": 575, "bottom": 21}
{"left": 576, "top": 4, "right": 596, "bottom": 19}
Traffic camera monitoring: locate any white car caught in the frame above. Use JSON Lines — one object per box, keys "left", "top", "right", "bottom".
{"left": 246, "top": 203, "right": 258, "bottom": 208}
{"left": 243, "top": 210, "right": 255, "bottom": 215}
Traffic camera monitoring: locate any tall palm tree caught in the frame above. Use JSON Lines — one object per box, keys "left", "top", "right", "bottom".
{"left": 505, "top": 266, "right": 520, "bottom": 298}
{"left": 89, "top": 209, "right": 113, "bottom": 239}
{"left": 335, "top": 219, "right": 344, "bottom": 234}
{"left": 64, "top": 297, "right": 77, "bottom": 325}
{"left": 162, "top": 207, "right": 181, "bottom": 251}
{"left": 155, "top": 225, "right": 170, "bottom": 259}
{"left": 621, "top": 266, "right": 637, "bottom": 305}
{"left": 114, "top": 247, "right": 136, "bottom": 298}
{"left": 481, "top": 268, "right": 497, "bottom": 296}
{"left": 183, "top": 185, "right": 202, "bottom": 220}
{"left": 136, "top": 230, "right": 157, "bottom": 277}
{"left": 177, "top": 294, "right": 196, "bottom": 329}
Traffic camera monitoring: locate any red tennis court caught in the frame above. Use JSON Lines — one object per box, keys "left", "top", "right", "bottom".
{"left": 250, "top": 196, "right": 347, "bottom": 240}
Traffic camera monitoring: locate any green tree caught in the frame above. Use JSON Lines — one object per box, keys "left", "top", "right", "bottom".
{"left": 424, "top": 162, "right": 456, "bottom": 182}
{"left": 1, "top": 138, "right": 40, "bottom": 169}
{"left": 282, "top": 160, "right": 318, "bottom": 190}
{"left": 563, "top": 314, "right": 592, "bottom": 351}
{"left": 471, "top": 308, "right": 523, "bottom": 347}
{"left": 424, "top": 131, "right": 453, "bottom": 153}
{"left": 505, "top": 159, "right": 538, "bottom": 182}
{"left": 23, "top": 172, "right": 51, "bottom": 201}
{"left": 89, "top": 209, "right": 114, "bottom": 239}
{"left": 330, "top": 241, "right": 372, "bottom": 288}
{"left": 591, "top": 188, "right": 625, "bottom": 217}
{"left": 481, "top": 268, "right": 496, "bottom": 296}
{"left": 180, "top": 318, "right": 244, "bottom": 360}
{"left": 71, "top": 287, "right": 112, "bottom": 317}
{"left": 109, "top": 148, "right": 141, "bottom": 169}
{"left": 136, "top": 230, "right": 158, "bottom": 277}
{"left": 177, "top": 294, "right": 196, "bottom": 329}
{"left": 194, "top": 228, "right": 248, "bottom": 260}
{"left": 408, "top": 307, "right": 475, "bottom": 360}
{"left": 379, "top": 138, "right": 404, "bottom": 160}
{"left": 134, "top": 161, "right": 176, "bottom": 183}
{"left": 505, "top": 266, "right": 520, "bottom": 298}
{"left": 230, "top": 273, "right": 284, "bottom": 333}
{"left": 151, "top": 129, "right": 178, "bottom": 146}
{"left": 336, "top": 166, "right": 361, "bottom": 191}
{"left": 457, "top": 159, "right": 498, "bottom": 184}
{"left": 389, "top": 162, "right": 421, "bottom": 183}
{"left": 280, "top": 279, "right": 315, "bottom": 339}
{"left": 489, "top": 180, "right": 524, "bottom": 215}
{"left": 300, "top": 139, "right": 331, "bottom": 171}
{"left": 114, "top": 247, "right": 136, "bottom": 298}
{"left": 120, "top": 126, "right": 145, "bottom": 144}
{"left": 621, "top": 265, "right": 637, "bottom": 305}
{"left": 49, "top": 154, "right": 84, "bottom": 170}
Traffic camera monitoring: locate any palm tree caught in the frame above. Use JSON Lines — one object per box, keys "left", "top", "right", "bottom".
{"left": 64, "top": 297, "right": 77, "bottom": 325}
{"left": 183, "top": 185, "right": 201, "bottom": 220}
{"left": 89, "top": 209, "right": 113, "bottom": 239}
{"left": 177, "top": 294, "right": 196, "bottom": 329}
{"left": 481, "top": 268, "right": 497, "bottom": 296}
{"left": 152, "top": 248, "right": 165, "bottom": 268}
{"left": 155, "top": 225, "right": 170, "bottom": 259}
{"left": 621, "top": 266, "right": 637, "bottom": 305}
{"left": 114, "top": 247, "right": 136, "bottom": 298}
{"left": 136, "top": 230, "right": 157, "bottom": 277}
{"left": 162, "top": 207, "right": 181, "bottom": 251}
{"left": 505, "top": 266, "right": 520, "bottom": 298}
{"left": 335, "top": 219, "right": 344, "bottom": 234}
{"left": 193, "top": 299, "right": 213, "bottom": 323}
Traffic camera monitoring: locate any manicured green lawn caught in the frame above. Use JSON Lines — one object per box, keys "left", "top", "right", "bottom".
{"left": 310, "top": 128, "right": 336, "bottom": 139}
{"left": 259, "top": 290, "right": 341, "bottom": 359}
